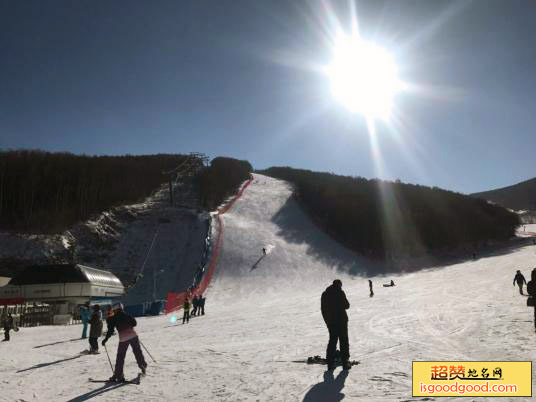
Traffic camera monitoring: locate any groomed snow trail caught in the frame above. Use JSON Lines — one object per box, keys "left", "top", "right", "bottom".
{"left": 2, "top": 174, "right": 536, "bottom": 401}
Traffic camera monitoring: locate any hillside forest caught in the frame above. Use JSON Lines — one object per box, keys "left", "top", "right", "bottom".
{"left": 0, "top": 150, "right": 251, "bottom": 233}
{"left": 261, "top": 167, "right": 520, "bottom": 259}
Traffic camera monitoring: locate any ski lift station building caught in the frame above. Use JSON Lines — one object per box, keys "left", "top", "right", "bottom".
{"left": 0, "top": 264, "right": 125, "bottom": 313}
{"left": 0, "top": 276, "right": 10, "bottom": 287}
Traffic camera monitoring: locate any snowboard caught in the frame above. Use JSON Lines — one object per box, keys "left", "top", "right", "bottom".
{"left": 88, "top": 374, "right": 141, "bottom": 385}
{"left": 80, "top": 350, "right": 100, "bottom": 355}
{"left": 306, "top": 355, "right": 359, "bottom": 368}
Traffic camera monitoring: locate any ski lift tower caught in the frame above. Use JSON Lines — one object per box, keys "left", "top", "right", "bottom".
{"left": 162, "top": 152, "right": 208, "bottom": 205}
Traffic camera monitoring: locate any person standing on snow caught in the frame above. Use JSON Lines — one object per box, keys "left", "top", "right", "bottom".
{"left": 105, "top": 305, "right": 115, "bottom": 336}
{"left": 191, "top": 295, "right": 199, "bottom": 317}
{"left": 527, "top": 269, "right": 536, "bottom": 332}
{"left": 102, "top": 302, "right": 147, "bottom": 382}
{"left": 199, "top": 296, "right": 205, "bottom": 315}
{"left": 88, "top": 304, "right": 103, "bottom": 354}
{"left": 368, "top": 280, "right": 374, "bottom": 297}
{"left": 513, "top": 270, "right": 527, "bottom": 295}
{"left": 80, "top": 303, "right": 90, "bottom": 339}
{"left": 321, "top": 279, "right": 351, "bottom": 370}
{"left": 183, "top": 296, "right": 191, "bottom": 324}
{"left": 2, "top": 313, "right": 13, "bottom": 341}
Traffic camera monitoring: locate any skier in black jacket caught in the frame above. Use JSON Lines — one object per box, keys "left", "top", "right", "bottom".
{"left": 2, "top": 313, "right": 13, "bottom": 341}
{"left": 527, "top": 269, "right": 536, "bottom": 332}
{"left": 321, "top": 279, "right": 351, "bottom": 370}
{"left": 191, "top": 295, "right": 199, "bottom": 317}
{"left": 88, "top": 305, "right": 103, "bottom": 354}
{"left": 513, "top": 270, "right": 527, "bottom": 295}
{"left": 102, "top": 303, "right": 147, "bottom": 382}
{"left": 105, "top": 305, "right": 115, "bottom": 336}
{"left": 199, "top": 296, "right": 205, "bottom": 315}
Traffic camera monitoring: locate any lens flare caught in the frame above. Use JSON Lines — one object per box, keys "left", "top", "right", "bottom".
{"left": 170, "top": 315, "right": 177, "bottom": 323}
{"left": 327, "top": 36, "right": 400, "bottom": 119}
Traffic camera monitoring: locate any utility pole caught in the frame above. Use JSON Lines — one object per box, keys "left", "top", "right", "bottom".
{"left": 153, "top": 268, "right": 165, "bottom": 302}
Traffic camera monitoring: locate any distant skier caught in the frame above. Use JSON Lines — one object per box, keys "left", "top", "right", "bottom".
{"left": 527, "top": 269, "right": 536, "bottom": 332}
{"left": 102, "top": 302, "right": 147, "bottom": 382}
{"left": 88, "top": 304, "right": 103, "bottom": 354}
{"left": 80, "top": 303, "right": 90, "bottom": 339}
{"left": 2, "top": 313, "right": 13, "bottom": 341}
{"left": 321, "top": 279, "right": 351, "bottom": 370}
{"left": 383, "top": 280, "right": 396, "bottom": 287}
{"left": 183, "top": 297, "right": 191, "bottom": 324}
{"left": 191, "top": 295, "right": 199, "bottom": 317}
{"left": 105, "top": 305, "right": 115, "bottom": 336}
{"left": 513, "top": 270, "right": 527, "bottom": 295}
{"left": 262, "top": 247, "right": 267, "bottom": 256}
{"left": 199, "top": 296, "right": 206, "bottom": 315}
{"left": 368, "top": 280, "right": 374, "bottom": 297}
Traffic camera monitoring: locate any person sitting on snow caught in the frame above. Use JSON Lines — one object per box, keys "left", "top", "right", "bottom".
{"left": 102, "top": 303, "right": 147, "bottom": 382}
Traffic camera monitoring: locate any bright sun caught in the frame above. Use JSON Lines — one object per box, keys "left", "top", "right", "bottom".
{"left": 328, "top": 36, "right": 400, "bottom": 119}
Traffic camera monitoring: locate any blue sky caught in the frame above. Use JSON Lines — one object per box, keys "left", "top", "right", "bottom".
{"left": 1, "top": 0, "right": 535, "bottom": 194}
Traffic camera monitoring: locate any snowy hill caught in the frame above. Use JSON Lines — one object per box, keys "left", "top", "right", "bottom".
{"left": 0, "top": 182, "right": 209, "bottom": 303}
{"left": 471, "top": 177, "right": 536, "bottom": 211}
{"left": 2, "top": 174, "right": 536, "bottom": 401}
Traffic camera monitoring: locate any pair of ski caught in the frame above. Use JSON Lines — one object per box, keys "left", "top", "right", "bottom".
{"left": 88, "top": 373, "right": 143, "bottom": 385}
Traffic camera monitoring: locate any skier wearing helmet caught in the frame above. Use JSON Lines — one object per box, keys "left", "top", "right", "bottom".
{"left": 102, "top": 302, "right": 147, "bottom": 382}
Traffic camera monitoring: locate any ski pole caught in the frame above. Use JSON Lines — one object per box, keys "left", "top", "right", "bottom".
{"left": 104, "top": 344, "right": 114, "bottom": 374}
{"left": 139, "top": 339, "right": 157, "bottom": 363}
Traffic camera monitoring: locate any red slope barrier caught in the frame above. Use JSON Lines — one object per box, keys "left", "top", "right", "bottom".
{"left": 165, "top": 177, "right": 253, "bottom": 313}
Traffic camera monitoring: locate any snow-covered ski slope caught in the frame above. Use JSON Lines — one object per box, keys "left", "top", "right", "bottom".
{"left": 2, "top": 174, "right": 536, "bottom": 401}
{"left": 207, "top": 174, "right": 375, "bottom": 303}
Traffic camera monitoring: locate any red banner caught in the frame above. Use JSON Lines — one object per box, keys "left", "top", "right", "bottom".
{"left": 0, "top": 297, "right": 24, "bottom": 306}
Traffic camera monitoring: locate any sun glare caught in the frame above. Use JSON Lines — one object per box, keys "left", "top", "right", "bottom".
{"left": 328, "top": 36, "right": 400, "bottom": 119}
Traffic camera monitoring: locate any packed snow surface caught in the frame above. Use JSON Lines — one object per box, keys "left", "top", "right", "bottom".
{"left": 2, "top": 174, "right": 536, "bottom": 401}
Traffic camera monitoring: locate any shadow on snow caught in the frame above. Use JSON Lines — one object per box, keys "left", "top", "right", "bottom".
{"left": 272, "top": 196, "right": 533, "bottom": 277}
{"left": 302, "top": 369, "right": 349, "bottom": 402}
{"left": 17, "top": 354, "right": 83, "bottom": 373}
{"left": 66, "top": 382, "right": 131, "bottom": 402}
